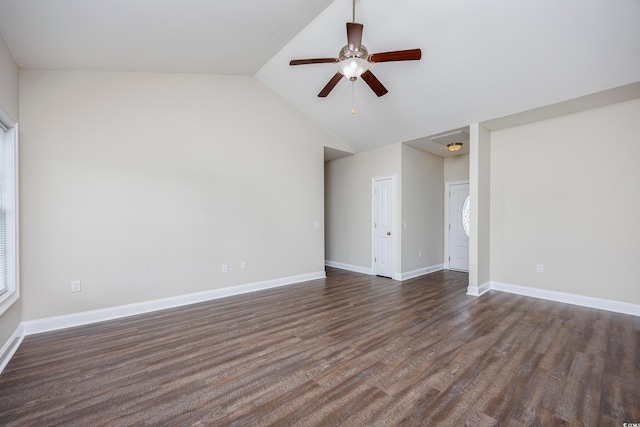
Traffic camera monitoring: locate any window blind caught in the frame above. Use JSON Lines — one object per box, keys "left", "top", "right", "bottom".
{"left": 0, "top": 122, "right": 7, "bottom": 296}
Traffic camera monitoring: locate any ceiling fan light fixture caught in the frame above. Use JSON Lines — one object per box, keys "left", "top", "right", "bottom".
{"left": 447, "top": 142, "right": 463, "bottom": 152}
{"left": 288, "top": 2, "right": 421, "bottom": 98}
{"left": 338, "top": 57, "right": 368, "bottom": 81}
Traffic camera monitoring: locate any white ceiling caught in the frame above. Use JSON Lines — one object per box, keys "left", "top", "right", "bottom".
{"left": 0, "top": 0, "right": 335, "bottom": 75}
{"left": 1, "top": 0, "right": 640, "bottom": 155}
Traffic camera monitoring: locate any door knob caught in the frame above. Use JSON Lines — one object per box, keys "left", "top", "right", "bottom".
{"left": 387, "top": 231, "right": 391, "bottom": 235}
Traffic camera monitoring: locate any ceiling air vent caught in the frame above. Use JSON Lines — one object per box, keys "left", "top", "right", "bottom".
{"left": 429, "top": 129, "right": 469, "bottom": 146}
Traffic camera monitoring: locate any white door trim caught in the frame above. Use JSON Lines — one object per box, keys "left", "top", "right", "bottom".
{"left": 444, "top": 179, "right": 469, "bottom": 270}
{"left": 372, "top": 175, "right": 397, "bottom": 279}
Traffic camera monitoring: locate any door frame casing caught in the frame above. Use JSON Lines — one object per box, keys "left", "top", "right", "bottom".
{"left": 444, "top": 179, "right": 469, "bottom": 270}
{"left": 371, "top": 175, "right": 397, "bottom": 279}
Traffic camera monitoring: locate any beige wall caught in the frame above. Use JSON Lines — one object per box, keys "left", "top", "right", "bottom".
{"left": 444, "top": 154, "right": 469, "bottom": 182}
{"left": 401, "top": 144, "right": 444, "bottom": 272}
{"left": 490, "top": 98, "right": 640, "bottom": 304}
{"left": 0, "top": 34, "right": 20, "bottom": 351}
{"left": 19, "top": 70, "right": 348, "bottom": 321}
{"left": 325, "top": 143, "right": 401, "bottom": 272}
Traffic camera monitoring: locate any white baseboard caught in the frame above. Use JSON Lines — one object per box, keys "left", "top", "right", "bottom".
{"left": 490, "top": 281, "right": 640, "bottom": 316}
{"left": 397, "top": 264, "right": 445, "bottom": 281}
{"left": 325, "top": 260, "right": 373, "bottom": 275}
{"left": 0, "top": 323, "right": 24, "bottom": 374}
{"left": 21, "top": 271, "right": 326, "bottom": 336}
{"left": 467, "top": 281, "right": 491, "bottom": 297}
{"left": 326, "top": 261, "right": 446, "bottom": 281}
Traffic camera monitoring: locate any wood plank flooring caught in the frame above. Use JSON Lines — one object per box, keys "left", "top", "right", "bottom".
{"left": 0, "top": 268, "right": 638, "bottom": 426}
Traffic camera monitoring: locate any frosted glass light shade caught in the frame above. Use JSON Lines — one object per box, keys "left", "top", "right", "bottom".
{"left": 338, "top": 57, "right": 368, "bottom": 80}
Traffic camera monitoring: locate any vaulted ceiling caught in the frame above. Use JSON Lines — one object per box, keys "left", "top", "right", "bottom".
{"left": 1, "top": 0, "right": 639, "bottom": 155}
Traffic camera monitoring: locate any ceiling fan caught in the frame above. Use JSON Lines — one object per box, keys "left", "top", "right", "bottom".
{"left": 289, "top": 0, "right": 421, "bottom": 98}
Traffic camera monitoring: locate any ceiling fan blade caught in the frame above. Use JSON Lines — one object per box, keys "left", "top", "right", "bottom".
{"left": 290, "top": 58, "right": 339, "bottom": 66}
{"left": 346, "top": 22, "right": 364, "bottom": 52}
{"left": 369, "top": 49, "right": 422, "bottom": 63}
{"left": 361, "top": 70, "right": 388, "bottom": 97}
{"left": 318, "top": 73, "right": 344, "bottom": 97}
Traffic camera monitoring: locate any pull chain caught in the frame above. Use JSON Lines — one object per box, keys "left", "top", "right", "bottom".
{"left": 351, "top": 80, "right": 355, "bottom": 114}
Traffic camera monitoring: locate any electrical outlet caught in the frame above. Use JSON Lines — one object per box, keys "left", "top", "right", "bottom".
{"left": 536, "top": 264, "right": 544, "bottom": 273}
{"left": 222, "top": 264, "right": 228, "bottom": 273}
{"left": 418, "top": 251, "right": 422, "bottom": 258}
{"left": 71, "top": 280, "right": 82, "bottom": 293}
{"left": 241, "top": 261, "right": 247, "bottom": 270}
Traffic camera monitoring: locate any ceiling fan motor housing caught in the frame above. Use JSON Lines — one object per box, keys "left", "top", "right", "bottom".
{"left": 339, "top": 44, "right": 368, "bottom": 60}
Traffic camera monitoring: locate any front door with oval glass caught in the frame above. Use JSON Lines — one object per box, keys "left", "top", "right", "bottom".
{"left": 449, "top": 183, "right": 470, "bottom": 271}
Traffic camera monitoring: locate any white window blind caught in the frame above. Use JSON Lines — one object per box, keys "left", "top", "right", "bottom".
{"left": 0, "top": 111, "right": 17, "bottom": 316}
{"left": 0, "top": 121, "right": 7, "bottom": 297}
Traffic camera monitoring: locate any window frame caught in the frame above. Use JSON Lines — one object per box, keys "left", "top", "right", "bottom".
{"left": 0, "top": 104, "right": 19, "bottom": 316}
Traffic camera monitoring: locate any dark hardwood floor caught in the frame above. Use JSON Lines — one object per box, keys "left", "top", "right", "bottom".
{"left": 0, "top": 268, "right": 638, "bottom": 426}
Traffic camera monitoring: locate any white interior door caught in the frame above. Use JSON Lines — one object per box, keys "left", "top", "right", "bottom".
{"left": 373, "top": 177, "right": 394, "bottom": 278}
{"left": 449, "top": 183, "right": 470, "bottom": 271}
